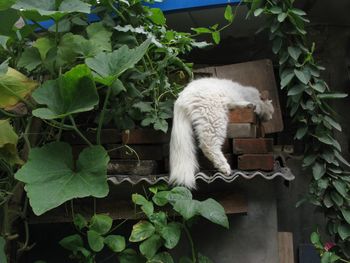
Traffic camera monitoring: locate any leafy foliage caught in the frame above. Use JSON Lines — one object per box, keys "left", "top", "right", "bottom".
{"left": 247, "top": 0, "right": 350, "bottom": 259}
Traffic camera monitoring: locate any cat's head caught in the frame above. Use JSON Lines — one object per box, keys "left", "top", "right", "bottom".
{"left": 259, "top": 99, "right": 274, "bottom": 122}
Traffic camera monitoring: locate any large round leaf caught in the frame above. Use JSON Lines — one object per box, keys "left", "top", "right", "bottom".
{"left": 0, "top": 120, "right": 22, "bottom": 165}
{"left": 15, "top": 142, "right": 109, "bottom": 215}
{"left": 0, "top": 67, "right": 38, "bottom": 109}
{"left": 32, "top": 64, "right": 99, "bottom": 119}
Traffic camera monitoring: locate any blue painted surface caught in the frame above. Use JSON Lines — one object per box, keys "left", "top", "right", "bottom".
{"left": 149, "top": 0, "right": 240, "bottom": 12}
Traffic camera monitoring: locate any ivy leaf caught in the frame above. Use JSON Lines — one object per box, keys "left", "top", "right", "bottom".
{"left": 160, "top": 222, "right": 181, "bottom": 249}
{"left": 104, "top": 235, "right": 125, "bottom": 253}
{"left": 288, "top": 46, "right": 302, "bottom": 61}
{"left": 15, "top": 142, "right": 109, "bottom": 215}
{"left": 312, "top": 162, "right": 326, "bottom": 180}
{"left": 87, "top": 230, "right": 104, "bottom": 252}
{"left": 90, "top": 214, "right": 113, "bottom": 235}
{"left": 148, "top": 8, "right": 166, "bottom": 25}
{"left": 129, "top": 221, "right": 155, "bottom": 242}
{"left": 132, "top": 193, "right": 154, "bottom": 217}
{"left": 224, "top": 5, "right": 234, "bottom": 23}
{"left": 338, "top": 224, "right": 350, "bottom": 240}
{"left": 0, "top": 236, "right": 6, "bottom": 263}
{"left": 32, "top": 64, "right": 98, "bottom": 119}
{"left": 86, "top": 39, "right": 151, "bottom": 86}
{"left": 211, "top": 31, "right": 220, "bottom": 44}
{"left": 198, "top": 198, "right": 229, "bottom": 229}
{"left": 0, "top": 120, "right": 22, "bottom": 165}
{"left": 333, "top": 181, "right": 348, "bottom": 198}
{"left": 150, "top": 252, "right": 174, "bottom": 263}
{"left": 139, "top": 234, "right": 163, "bottom": 259}
{"left": 294, "top": 69, "right": 311, "bottom": 84}
{"left": 0, "top": 67, "right": 38, "bottom": 109}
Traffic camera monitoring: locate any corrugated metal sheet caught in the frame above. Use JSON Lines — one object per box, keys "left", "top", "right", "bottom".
{"left": 107, "top": 162, "right": 295, "bottom": 185}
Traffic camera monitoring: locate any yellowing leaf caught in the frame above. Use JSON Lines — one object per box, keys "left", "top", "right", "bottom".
{"left": 0, "top": 120, "right": 22, "bottom": 165}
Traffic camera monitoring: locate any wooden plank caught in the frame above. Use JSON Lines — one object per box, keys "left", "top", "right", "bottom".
{"left": 107, "top": 160, "right": 159, "bottom": 175}
{"left": 122, "top": 129, "right": 170, "bottom": 144}
{"left": 228, "top": 108, "right": 256, "bottom": 123}
{"left": 227, "top": 123, "right": 257, "bottom": 138}
{"left": 213, "top": 59, "right": 283, "bottom": 134}
{"left": 238, "top": 154, "right": 274, "bottom": 171}
{"left": 278, "top": 232, "right": 294, "bottom": 263}
{"left": 233, "top": 138, "right": 273, "bottom": 154}
{"left": 107, "top": 144, "right": 169, "bottom": 160}
{"left": 193, "top": 67, "right": 216, "bottom": 78}
{"left": 28, "top": 192, "right": 247, "bottom": 224}
{"left": 63, "top": 129, "right": 121, "bottom": 144}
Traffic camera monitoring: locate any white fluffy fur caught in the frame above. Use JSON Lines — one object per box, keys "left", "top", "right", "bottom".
{"left": 169, "top": 78, "right": 274, "bottom": 189}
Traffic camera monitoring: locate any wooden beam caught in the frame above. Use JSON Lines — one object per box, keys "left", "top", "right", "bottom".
{"left": 278, "top": 232, "right": 294, "bottom": 263}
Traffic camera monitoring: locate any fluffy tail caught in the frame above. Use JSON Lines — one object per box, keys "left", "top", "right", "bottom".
{"left": 169, "top": 102, "right": 198, "bottom": 189}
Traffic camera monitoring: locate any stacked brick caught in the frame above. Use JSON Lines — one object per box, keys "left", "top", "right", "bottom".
{"left": 198, "top": 107, "right": 275, "bottom": 171}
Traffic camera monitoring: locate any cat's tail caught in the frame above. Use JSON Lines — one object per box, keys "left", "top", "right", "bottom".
{"left": 169, "top": 101, "right": 198, "bottom": 189}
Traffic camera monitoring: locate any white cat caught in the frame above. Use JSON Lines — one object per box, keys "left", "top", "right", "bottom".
{"left": 169, "top": 77, "right": 274, "bottom": 189}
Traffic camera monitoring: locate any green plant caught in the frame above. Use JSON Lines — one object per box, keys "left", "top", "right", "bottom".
{"left": 245, "top": 0, "right": 350, "bottom": 259}
{"left": 60, "top": 185, "right": 229, "bottom": 263}
{"left": 0, "top": 0, "right": 235, "bottom": 261}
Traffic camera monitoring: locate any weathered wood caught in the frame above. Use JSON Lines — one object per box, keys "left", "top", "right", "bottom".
{"left": 227, "top": 123, "right": 257, "bottom": 138}
{"left": 233, "top": 138, "right": 273, "bottom": 154}
{"left": 206, "top": 59, "right": 283, "bottom": 134}
{"left": 238, "top": 154, "right": 274, "bottom": 171}
{"left": 107, "top": 160, "right": 159, "bottom": 175}
{"left": 278, "top": 232, "right": 294, "bottom": 263}
{"left": 63, "top": 129, "right": 121, "bottom": 144}
{"left": 193, "top": 67, "right": 216, "bottom": 78}
{"left": 107, "top": 144, "right": 169, "bottom": 160}
{"left": 228, "top": 108, "right": 257, "bottom": 123}
{"left": 122, "top": 129, "right": 170, "bottom": 144}
{"left": 28, "top": 192, "right": 248, "bottom": 224}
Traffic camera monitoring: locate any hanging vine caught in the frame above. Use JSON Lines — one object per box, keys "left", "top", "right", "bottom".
{"left": 246, "top": 0, "right": 350, "bottom": 260}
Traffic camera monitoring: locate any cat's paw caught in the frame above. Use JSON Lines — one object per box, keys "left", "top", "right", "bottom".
{"left": 220, "top": 164, "right": 232, "bottom": 176}
{"left": 246, "top": 103, "right": 255, "bottom": 109}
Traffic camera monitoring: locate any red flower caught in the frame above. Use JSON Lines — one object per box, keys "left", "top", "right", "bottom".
{"left": 324, "top": 242, "right": 336, "bottom": 251}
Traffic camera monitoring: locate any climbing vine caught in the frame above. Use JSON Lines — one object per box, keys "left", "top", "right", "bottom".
{"left": 246, "top": 0, "right": 350, "bottom": 260}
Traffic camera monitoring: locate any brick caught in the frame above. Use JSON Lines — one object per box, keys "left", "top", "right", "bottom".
{"left": 233, "top": 138, "right": 273, "bottom": 154}
{"left": 107, "top": 144, "right": 169, "bottom": 160}
{"left": 228, "top": 108, "right": 256, "bottom": 123}
{"left": 222, "top": 139, "right": 232, "bottom": 153}
{"left": 63, "top": 129, "right": 121, "bottom": 144}
{"left": 238, "top": 154, "right": 274, "bottom": 171}
{"left": 198, "top": 153, "right": 235, "bottom": 170}
{"left": 122, "top": 129, "right": 170, "bottom": 144}
{"left": 107, "top": 160, "right": 159, "bottom": 175}
{"left": 227, "top": 123, "right": 257, "bottom": 138}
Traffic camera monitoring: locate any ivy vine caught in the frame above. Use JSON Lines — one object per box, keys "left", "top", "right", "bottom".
{"left": 246, "top": 0, "right": 350, "bottom": 260}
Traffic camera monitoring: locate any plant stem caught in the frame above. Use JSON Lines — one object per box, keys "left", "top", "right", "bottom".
{"left": 69, "top": 116, "right": 93, "bottom": 147}
{"left": 57, "top": 117, "right": 65, "bottom": 141}
{"left": 97, "top": 86, "right": 112, "bottom": 145}
{"left": 183, "top": 221, "right": 196, "bottom": 263}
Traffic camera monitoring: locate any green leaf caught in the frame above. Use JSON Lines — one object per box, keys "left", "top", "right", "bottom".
{"left": 87, "top": 230, "right": 104, "bottom": 252}
{"left": 0, "top": 67, "right": 38, "bottom": 109}
{"left": 224, "top": 5, "right": 234, "bottom": 23}
{"left": 191, "top": 27, "right": 212, "bottom": 34}
{"left": 32, "top": 64, "right": 98, "bottom": 119}
{"left": 148, "top": 8, "right": 166, "bottom": 25}
{"left": 0, "top": 35, "right": 9, "bottom": 50}
{"left": 198, "top": 198, "right": 229, "bottom": 229}
{"left": 331, "top": 191, "right": 343, "bottom": 207}
{"left": 0, "top": 236, "right": 6, "bottom": 263}
{"left": 338, "top": 224, "right": 350, "bottom": 240}
{"left": 33, "top": 38, "right": 55, "bottom": 60}
{"left": 90, "top": 214, "right": 113, "bottom": 235}
{"left": 312, "top": 162, "right": 326, "bottom": 180}
{"left": 129, "top": 221, "right": 155, "bottom": 242}
{"left": 341, "top": 209, "right": 350, "bottom": 224}
{"left": 272, "top": 38, "right": 282, "bottom": 54}
{"left": 154, "top": 118, "right": 168, "bottom": 133}
{"left": 73, "top": 214, "right": 88, "bottom": 230}
{"left": 104, "top": 235, "right": 125, "bottom": 253}
{"left": 312, "top": 82, "right": 326, "bottom": 93}
{"left": 198, "top": 253, "right": 213, "bottom": 263}
{"left": 333, "top": 181, "right": 348, "bottom": 198}
{"left": 59, "top": 234, "right": 84, "bottom": 251}
{"left": 15, "top": 142, "right": 109, "bottom": 215}
{"left": 321, "top": 252, "right": 332, "bottom": 263}
{"left": 280, "top": 70, "right": 294, "bottom": 88}
{"left": 310, "top": 232, "right": 322, "bottom": 249}
{"left": 318, "top": 93, "right": 348, "bottom": 99}
{"left": 17, "top": 47, "right": 42, "bottom": 71}
{"left": 290, "top": 8, "right": 307, "bottom": 16}
{"left": 211, "top": 31, "right": 220, "bottom": 44}
{"left": 254, "top": 8, "right": 264, "bottom": 17}
{"left": 0, "top": 9, "right": 19, "bottom": 36}
{"left": 150, "top": 252, "right": 174, "bottom": 263}
{"left": 86, "top": 22, "right": 112, "bottom": 52}
{"left": 288, "top": 85, "right": 305, "bottom": 96}
{"left": 111, "top": 79, "right": 126, "bottom": 95}
{"left": 139, "top": 234, "right": 163, "bottom": 259}
{"left": 0, "top": 120, "right": 22, "bottom": 165}
{"left": 269, "top": 6, "right": 282, "bottom": 14}
{"left": 288, "top": 46, "right": 302, "bottom": 61}
{"left": 294, "top": 69, "right": 311, "bottom": 84}
{"left": 86, "top": 39, "right": 151, "bottom": 86}
{"left": 0, "top": 0, "right": 16, "bottom": 10}
{"left": 119, "top": 248, "right": 145, "bottom": 263}
{"left": 149, "top": 183, "right": 168, "bottom": 194}
{"left": 160, "top": 222, "right": 181, "bottom": 249}
{"left": 152, "top": 191, "right": 170, "bottom": 206}
{"left": 334, "top": 151, "right": 350, "bottom": 167}
{"left": 149, "top": 212, "right": 167, "bottom": 228}
{"left": 278, "top": 12, "right": 287, "bottom": 22}
{"left": 323, "top": 116, "right": 342, "bottom": 131}
{"left": 323, "top": 193, "right": 333, "bottom": 208}
{"left": 133, "top": 102, "right": 153, "bottom": 113}
{"left": 295, "top": 125, "right": 308, "bottom": 140}
{"left": 132, "top": 193, "right": 154, "bottom": 216}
